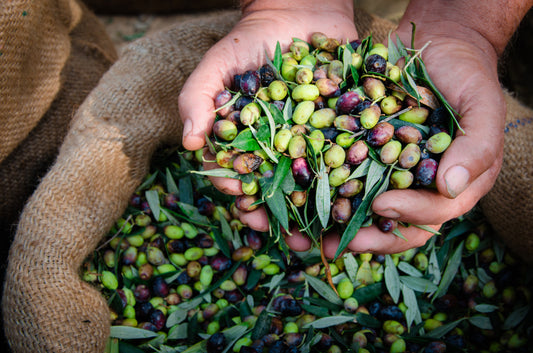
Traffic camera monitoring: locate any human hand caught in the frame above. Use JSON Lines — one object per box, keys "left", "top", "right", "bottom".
{"left": 287, "top": 5, "right": 508, "bottom": 257}
{"left": 179, "top": 0, "right": 357, "bottom": 232}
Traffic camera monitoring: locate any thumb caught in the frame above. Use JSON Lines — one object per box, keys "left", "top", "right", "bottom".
{"left": 179, "top": 49, "right": 233, "bottom": 151}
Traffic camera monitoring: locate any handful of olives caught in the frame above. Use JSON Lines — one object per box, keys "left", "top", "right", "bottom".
{"left": 202, "top": 31, "right": 460, "bottom": 257}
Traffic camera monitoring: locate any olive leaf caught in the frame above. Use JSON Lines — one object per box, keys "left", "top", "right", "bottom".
{"left": 251, "top": 309, "right": 272, "bottom": 341}
{"left": 346, "top": 157, "right": 371, "bottom": 181}
{"left": 468, "top": 315, "right": 493, "bottom": 330}
{"left": 256, "top": 99, "right": 278, "bottom": 149}
{"left": 229, "top": 129, "right": 261, "bottom": 151}
{"left": 165, "top": 168, "right": 179, "bottom": 194}
{"left": 110, "top": 326, "right": 159, "bottom": 339}
{"left": 398, "top": 261, "right": 423, "bottom": 278}
{"left": 303, "top": 315, "right": 355, "bottom": 329}
{"left": 384, "top": 255, "right": 401, "bottom": 303}
{"left": 387, "top": 30, "right": 402, "bottom": 66}
{"left": 342, "top": 44, "right": 353, "bottom": 82}
{"left": 265, "top": 188, "right": 289, "bottom": 231}
{"left": 304, "top": 273, "right": 343, "bottom": 305}
{"left": 400, "top": 276, "right": 438, "bottom": 293}
{"left": 432, "top": 241, "right": 464, "bottom": 300}
{"left": 474, "top": 304, "right": 499, "bottom": 313}
{"left": 364, "top": 160, "right": 386, "bottom": 197}
{"left": 283, "top": 96, "right": 293, "bottom": 122}
{"left": 167, "top": 323, "right": 188, "bottom": 341}
{"left": 145, "top": 189, "right": 161, "bottom": 222}
{"left": 316, "top": 157, "right": 331, "bottom": 229}
{"left": 402, "top": 284, "right": 422, "bottom": 330}
{"left": 343, "top": 253, "right": 359, "bottom": 284}
{"left": 424, "top": 318, "right": 465, "bottom": 339}
{"left": 136, "top": 171, "right": 158, "bottom": 192}
{"left": 273, "top": 41, "right": 283, "bottom": 72}
{"left": 268, "top": 156, "right": 291, "bottom": 197}
{"left": 503, "top": 305, "right": 530, "bottom": 330}
{"left": 334, "top": 179, "right": 383, "bottom": 260}
{"left": 355, "top": 312, "right": 381, "bottom": 328}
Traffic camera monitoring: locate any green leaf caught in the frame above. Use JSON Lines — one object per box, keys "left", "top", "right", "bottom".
{"left": 229, "top": 129, "right": 261, "bottom": 151}
{"left": 303, "top": 297, "right": 342, "bottom": 312}
{"left": 176, "top": 202, "right": 210, "bottom": 224}
{"left": 402, "top": 284, "right": 422, "bottom": 329}
{"left": 145, "top": 189, "right": 161, "bottom": 222}
{"left": 342, "top": 45, "right": 353, "bottom": 81}
{"left": 346, "top": 158, "right": 371, "bottom": 181}
{"left": 343, "top": 253, "right": 359, "bottom": 284}
{"left": 424, "top": 318, "right": 465, "bottom": 339}
{"left": 400, "top": 276, "right": 438, "bottom": 293}
{"left": 300, "top": 303, "right": 330, "bottom": 317}
{"left": 273, "top": 41, "right": 282, "bottom": 72}
{"left": 355, "top": 313, "right": 381, "bottom": 328}
{"left": 178, "top": 156, "right": 195, "bottom": 205}
{"left": 335, "top": 180, "right": 383, "bottom": 259}
{"left": 265, "top": 188, "right": 289, "bottom": 231}
{"left": 303, "top": 315, "right": 355, "bottom": 329}
{"left": 353, "top": 283, "right": 384, "bottom": 304}
{"left": 280, "top": 169, "right": 296, "bottom": 195}
{"left": 249, "top": 124, "right": 279, "bottom": 163}
{"left": 165, "top": 168, "right": 179, "bottom": 194}
{"left": 433, "top": 241, "right": 464, "bottom": 300}
{"left": 167, "top": 323, "right": 188, "bottom": 340}
{"left": 413, "top": 224, "right": 441, "bottom": 235}
{"left": 136, "top": 172, "right": 158, "bottom": 192}
{"left": 385, "top": 255, "right": 401, "bottom": 303}
{"left": 304, "top": 273, "right": 343, "bottom": 305}
{"left": 316, "top": 157, "right": 331, "bottom": 229}
{"left": 392, "top": 227, "right": 408, "bottom": 241}
{"left": 109, "top": 326, "right": 158, "bottom": 339}
{"left": 283, "top": 96, "right": 293, "bottom": 122}
{"left": 398, "top": 261, "right": 423, "bottom": 277}
{"left": 118, "top": 341, "right": 146, "bottom": 353}
{"left": 350, "top": 64, "right": 360, "bottom": 87}
{"left": 364, "top": 160, "right": 386, "bottom": 197}
{"left": 256, "top": 99, "right": 278, "bottom": 149}
{"left": 268, "top": 156, "right": 291, "bottom": 197}
{"left": 503, "top": 305, "right": 530, "bottom": 329}
{"left": 428, "top": 247, "right": 441, "bottom": 284}
{"left": 190, "top": 168, "right": 240, "bottom": 179}
{"left": 221, "top": 325, "right": 250, "bottom": 353}
{"left": 474, "top": 304, "right": 499, "bottom": 313}
{"left": 251, "top": 309, "right": 272, "bottom": 341}
{"left": 387, "top": 30, "right": 402, "bottom": 65}
{"left": 469, "top": 315, "right": 493, "bottom": 330}
{"left": 166, "top": 308, "right": 188, "bottom": 327}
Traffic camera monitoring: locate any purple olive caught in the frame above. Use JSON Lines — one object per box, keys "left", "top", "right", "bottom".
{"left": 291, "top": 157, "right": 313, "bottom": 188}
{"left": 336, "top": 91, "right": 362, "bottom": 115}
{"left": 415, "top": 158, "right": 438, "bottom": 186}
{"left": 365, "top": 54, "right": 387, "bottom": 74}
{"left": 240, "top": 70, "right": 261, "bottom": 96}
{"left": 346, "top": 140, "right": 369, "bottom": 165}
{"left": 214, "top": 90, "right": 234, "bottom": 118}
{"left": 332, "top": 197, "right": 352, "bottom": 224}
{"left": 366, "top": 122, "right": 394, "bottom": 147}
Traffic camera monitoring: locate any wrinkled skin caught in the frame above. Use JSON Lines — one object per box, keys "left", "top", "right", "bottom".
{"left": 180, "top": 2, "right": 506, "bottom": 256}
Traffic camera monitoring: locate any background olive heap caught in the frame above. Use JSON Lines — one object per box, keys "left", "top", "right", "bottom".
{"left": 82, "top": 149, "right": 531, "bottom": 353}
{"left": 203, "top": 32, "right": 460, "bottom": 256}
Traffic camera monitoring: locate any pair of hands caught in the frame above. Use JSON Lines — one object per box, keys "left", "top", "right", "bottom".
{"left": 178, "top": 4, "right": 504, "bottom": 257}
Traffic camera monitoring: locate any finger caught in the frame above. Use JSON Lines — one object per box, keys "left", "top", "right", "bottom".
{"left": 284, "top": 226, "right": 312, "bottom": 252}
{"left": 178, "top": 48, "right": 234, "bottom": 151}
{"left": 238, "top": 206, "right": 270, "bottom": 232}
{"left": 322, "top": 224, "right": 439, "bottom": 257}
{"left": 372, "top": 156, "right": 501, "bottom": 224}
{"left": 203, "top": 150, "right": 243, "bottom": 195}
{"left": 420, "top": 48, "right": 505, "bottom": 199}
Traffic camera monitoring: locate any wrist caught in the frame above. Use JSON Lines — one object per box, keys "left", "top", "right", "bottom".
{"left": 398, "top": 0, "right": 533, "bottom": 56}
{"left": 240, "top": 0, "right": 353, "bottom": 18}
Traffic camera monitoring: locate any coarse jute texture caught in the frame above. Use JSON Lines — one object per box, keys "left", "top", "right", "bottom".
{"left": 0, "top": 0, "right": 117, "bottom": 238}
{"left": 2, "top": 4, "right": 532, "bottom": 353}
{"left": 481, "top": 93, "right": 533, "bottom": 263}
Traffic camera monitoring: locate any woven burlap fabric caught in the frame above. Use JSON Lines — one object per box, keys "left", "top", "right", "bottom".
{"left": 481, "top": 94, "right": 533, "bottom": 263}
{"left": 0, "top": 0, "right": 118, "bottom": 241}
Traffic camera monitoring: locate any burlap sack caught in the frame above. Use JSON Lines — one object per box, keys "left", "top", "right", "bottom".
{"left": 1, "top": 4, "right": 531, "bottom": 353}
{"left": 0, "top": 0, "right": 117, "bottom": 240}
{"left": 480, "top": 94, "right": 533, "bottom": 263}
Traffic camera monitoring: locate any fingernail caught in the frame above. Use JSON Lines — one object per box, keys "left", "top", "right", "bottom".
{"left": 375, "top": 208, "right": 400, "bottom": 219}
{"left": 445, "top": 165, "right": 470, "bottom": 198}
{"left": 183, "top": 119, "right": 193, "bottom": 137}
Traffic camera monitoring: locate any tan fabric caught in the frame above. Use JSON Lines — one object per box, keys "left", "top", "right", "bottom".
{"left": 481, "top": 94, "right": 533, "bottom": 264}
{"left": 0, "top": 0, "right": 117, "bottom": 236}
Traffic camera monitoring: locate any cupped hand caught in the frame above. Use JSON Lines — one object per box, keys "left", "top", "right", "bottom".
{"left": 290, "top": 22, "right": 505, "bottom": 257}
{"left": 179, "top": 3, "right": 357, "bottom": 232}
